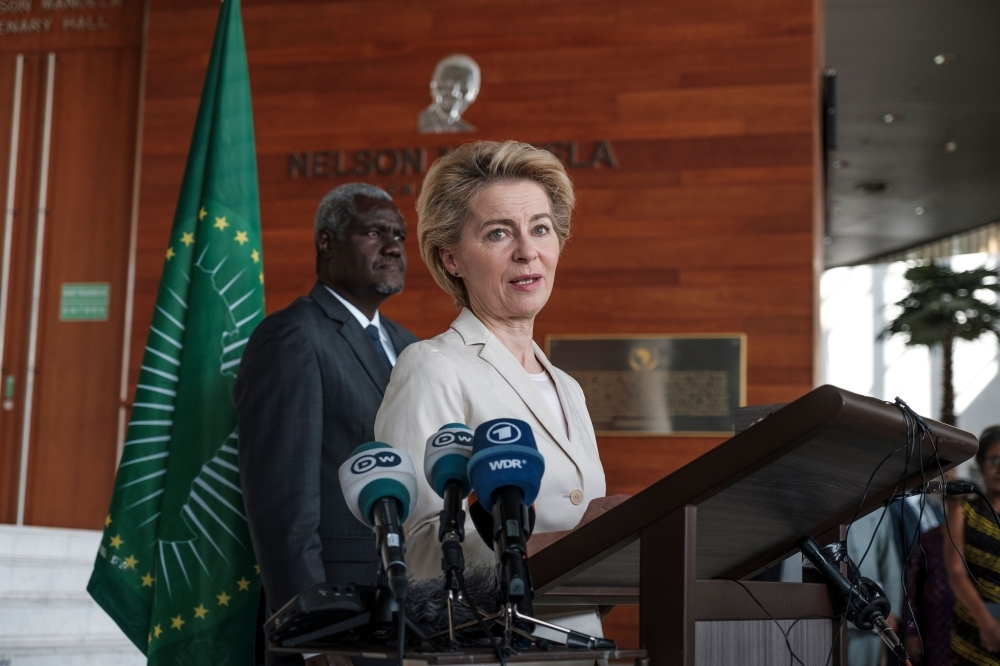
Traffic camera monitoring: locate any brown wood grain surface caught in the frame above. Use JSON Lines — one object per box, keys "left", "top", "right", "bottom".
{"left": 21, "top": 47, "right": 140, "bottom": 527}
{"left": 0, "top": 1, "right": 144, "bottom": 526}
{"left": 131, "top": 0, "right": 820, "bottom": 648}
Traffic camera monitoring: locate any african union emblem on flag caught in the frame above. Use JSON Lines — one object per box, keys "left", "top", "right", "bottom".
{"left": 88, "top": 1, "right": 264, "bottom": 663}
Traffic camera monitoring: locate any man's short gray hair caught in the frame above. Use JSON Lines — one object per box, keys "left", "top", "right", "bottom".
{"left": 314, "top": 183, "right": 393, "bottom": 241}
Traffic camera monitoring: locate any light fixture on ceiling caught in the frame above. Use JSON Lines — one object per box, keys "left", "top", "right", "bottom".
{"left": 882, "top": 113, "right": 901, "bottom": 124}
{"left": 831, "top": 159, "right": 849, "bottom": 169}
{"left": 945, "top": 141, "right": 958, "bottom": 152}
{"left": 934, "top": 53, "right": 957, "bottom": 65}
{"left": 856, "top": 180, "right": 892, "bottom": 194}
{"left": 915, "top": 206, "right": 925, "bottom": 215}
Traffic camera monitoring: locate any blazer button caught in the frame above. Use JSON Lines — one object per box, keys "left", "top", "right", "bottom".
{"left": 570, "top": 489, "right": 584, "bottom": 505}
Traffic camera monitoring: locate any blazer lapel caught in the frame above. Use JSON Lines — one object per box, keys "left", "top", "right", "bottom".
{"left": 310, "top": 283, "right": 391, "bottom": 393}
{"left": 533, "top": 345, "right": 583, "bottom": 453}
{"left": 452, "top": 309, "right": 577, "bottom": 461}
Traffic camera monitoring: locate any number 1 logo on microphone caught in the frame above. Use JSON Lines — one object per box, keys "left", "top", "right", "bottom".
{"left": 487, "top": 422, "right": 522, "bottom": 444}
{"left": 351, "top": 452, "right": 403, "bottom": 474}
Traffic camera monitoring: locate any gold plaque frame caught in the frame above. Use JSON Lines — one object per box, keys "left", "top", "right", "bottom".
{"left": 544, "top": 333, "right": 747, "bottom": 437}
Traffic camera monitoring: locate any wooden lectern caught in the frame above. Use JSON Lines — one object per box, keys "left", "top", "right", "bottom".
{"left": 528, "top": 385, "right": 979, "bottom": 666}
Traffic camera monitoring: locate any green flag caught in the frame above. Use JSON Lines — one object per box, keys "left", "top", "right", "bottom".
{"left": 88, "top": 1, "right": 263, "bottom": 662}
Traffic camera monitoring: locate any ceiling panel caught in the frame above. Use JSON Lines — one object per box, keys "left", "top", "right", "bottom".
{"left": 824, "top": 0, "right": 1000, "bottom": 266}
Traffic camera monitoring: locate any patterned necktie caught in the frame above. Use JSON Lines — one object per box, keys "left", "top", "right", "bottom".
{"left": 365, "top": 324, "right": 393, "bottom": 370}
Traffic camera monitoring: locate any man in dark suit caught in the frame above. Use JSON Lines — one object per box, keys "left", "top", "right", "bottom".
{"left": 234, "top": 183, "right": 419, "bottom": 665}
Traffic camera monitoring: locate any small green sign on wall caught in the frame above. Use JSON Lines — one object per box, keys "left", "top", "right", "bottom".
{"left": 60, "top": 283, "right": 110, "bottom": 322}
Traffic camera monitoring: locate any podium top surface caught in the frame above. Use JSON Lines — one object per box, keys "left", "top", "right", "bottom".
{"left": 529, "top": 385, "right": 979, "bottom": 594}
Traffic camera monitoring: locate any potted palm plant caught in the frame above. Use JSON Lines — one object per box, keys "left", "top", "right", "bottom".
{"left": 880, "top": 262, "right": 1000, "bottom": 426}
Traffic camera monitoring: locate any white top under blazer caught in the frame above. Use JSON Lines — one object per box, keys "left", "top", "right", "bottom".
{"left": 375, "top": 308, "right": 607, "bottom": 638}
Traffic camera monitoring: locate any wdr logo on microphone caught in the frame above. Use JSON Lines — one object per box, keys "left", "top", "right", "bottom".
{"left": 486, "top": 422, "right": 522, "bottom": 444}
{"left": 488, "top": 459, "right": 527, "bottom": 471}
{"left": 351, "top": 452, "right": 402, "bottom": 474}
{"left": 431, "top": 431, "right": 473, "bottom": 447}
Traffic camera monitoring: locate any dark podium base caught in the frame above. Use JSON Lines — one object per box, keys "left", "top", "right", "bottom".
{"left": 270, "top": 644, "right": 647, "bottom": 665}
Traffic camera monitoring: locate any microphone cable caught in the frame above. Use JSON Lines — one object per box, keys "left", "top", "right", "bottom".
{"left": 714, "top": 577, "right": 814, "bottom": 666}
{"left": 818, "top": 396, "right": 927, "bottom": 666}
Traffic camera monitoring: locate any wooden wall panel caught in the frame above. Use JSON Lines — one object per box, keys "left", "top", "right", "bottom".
{"left": 135, "top": 0, "right": 820, "bottom": 648}
{"left": 0, "top": 0, "right": 146, "bottom": 526}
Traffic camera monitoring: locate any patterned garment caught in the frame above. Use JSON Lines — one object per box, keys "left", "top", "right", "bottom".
{"left": 903, "top": 527, "right": 954, "bottom": 666}
{"left": 952, "top": 498, "right": 1000, "bottom": 665}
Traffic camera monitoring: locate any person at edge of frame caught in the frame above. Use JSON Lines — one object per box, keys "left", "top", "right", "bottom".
{"left": 945, "top": 426, "right": 1000, "bottom": 666}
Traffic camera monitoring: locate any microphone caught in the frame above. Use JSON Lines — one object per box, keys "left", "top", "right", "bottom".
{"left": 339, "top": 442, "right": 418, "bottom": 604}
{"left": 423, "top": 424, "right": 475, "bottom": 574}
{"left": 468, "top": 418, "right": 545, "bottom": 604}
{"left": 799, "top": 534, "right": 909, "bottom": 663}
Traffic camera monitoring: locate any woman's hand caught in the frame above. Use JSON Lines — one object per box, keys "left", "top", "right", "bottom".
{"left": 526, "top": 494, "right": 631, "bottom": 557}
{"left": 980, "top": 616, "right": 1000, "bottom": 653}
{"left": 577, "top": 495, "right": 630, "bottom": 527}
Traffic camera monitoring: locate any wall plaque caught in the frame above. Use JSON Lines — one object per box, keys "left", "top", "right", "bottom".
{"left": 546, "top": 334, "right": 746, "bottom": 436}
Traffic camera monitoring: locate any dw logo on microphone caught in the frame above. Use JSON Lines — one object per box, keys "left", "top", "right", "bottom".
{"left": 351, "top": 452, "right": 402, "bottom": 474}
{"left": 486, "top": 422, "right": 522, "bottom": 444}
{"left": 431, "top": 431, "right": 473, "bottom": 447}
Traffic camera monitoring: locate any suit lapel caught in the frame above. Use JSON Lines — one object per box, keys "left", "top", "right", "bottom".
{"left": 453, "top": 309, "right": 576, "bottom": 460}
{"left": 309, "top": 283, "right": 391, "bottom": 393}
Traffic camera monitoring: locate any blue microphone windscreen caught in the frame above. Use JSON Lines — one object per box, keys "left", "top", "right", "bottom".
{"left": 339, "top": 442, "right": 418, "bottom": 526}
{"left": 468, "top": 419, "right": 545, "bottom": 512}
{"left": 424, "top": 424, "right": 474, "bottom": 498}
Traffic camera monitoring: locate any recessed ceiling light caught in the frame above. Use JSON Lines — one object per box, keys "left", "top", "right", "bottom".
{"left": 915, "top": 206, "right": 925, "bottom": 215}
{"left": 945, "top": 141, "right": 958, "bottom": 152}
{"left": 934, "top": 53, "right": 957, "bottom": 65}
{"left": 882, "top": 113, "right": 901, "bottom": 123}
{"left": 856, "top": 180, "right": 892, "bottom": 194}
{"left": 831, "top": 159, "right": 849, "bottom": 169}
{"left": 824, "top": 236, "right": 833, "bottom": 245}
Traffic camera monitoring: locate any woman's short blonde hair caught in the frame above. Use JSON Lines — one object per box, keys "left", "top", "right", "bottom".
{"left": 416, "top": 140, "right": 575, "bottom": 309}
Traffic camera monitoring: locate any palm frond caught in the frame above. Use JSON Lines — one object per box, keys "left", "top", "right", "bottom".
{"left": 879, "top": 262, "right": 1000, "bottom": 347}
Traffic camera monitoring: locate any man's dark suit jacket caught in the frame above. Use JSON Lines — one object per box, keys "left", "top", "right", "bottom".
{"left": 234, "top": 282, "right": 418, "bottom": 659}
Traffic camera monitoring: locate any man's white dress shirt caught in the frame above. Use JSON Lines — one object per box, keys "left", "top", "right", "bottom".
{"left": 325, "top": 286, "right": 397, "bottom": 365}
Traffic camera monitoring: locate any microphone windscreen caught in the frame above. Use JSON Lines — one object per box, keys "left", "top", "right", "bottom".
{"left": 468, "top": 419, "right": 545, "bottom": 512}
{"left": 338, "top": 442, "right": 418, "bottom": 527}
{"left": 423, "top": 423, "right": 474, "bottom": 498}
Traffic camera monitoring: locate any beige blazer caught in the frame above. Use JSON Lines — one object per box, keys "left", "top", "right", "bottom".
{"left": 374, "top": 307, "right": 607, "bottom": 582}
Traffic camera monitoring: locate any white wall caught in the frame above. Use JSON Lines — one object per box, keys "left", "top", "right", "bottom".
{"left": 820, "top": 253, "right": 1000, "bottom": 478}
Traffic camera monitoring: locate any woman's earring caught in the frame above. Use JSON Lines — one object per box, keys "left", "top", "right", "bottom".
{"left": 454, "top": 271, "right": 460, "bottom": 277}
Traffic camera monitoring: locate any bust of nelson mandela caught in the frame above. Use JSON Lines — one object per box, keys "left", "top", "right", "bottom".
{"left": 418, "top": 54, "right": 480, "bottom": 134}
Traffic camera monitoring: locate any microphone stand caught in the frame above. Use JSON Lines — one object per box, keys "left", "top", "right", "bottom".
{"left": 799, "top": 535, "right": 910, "bottom": 664}
{"left": 437, "top": 480, "right": 467, "bottom": 648}
{"left": 431, "top": 488, "right": 614, "bottom": 654}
